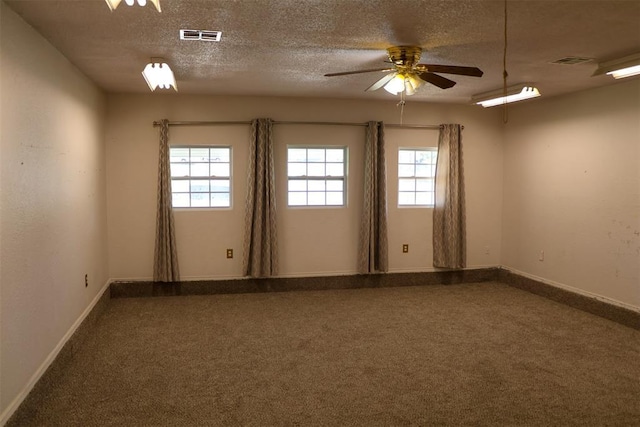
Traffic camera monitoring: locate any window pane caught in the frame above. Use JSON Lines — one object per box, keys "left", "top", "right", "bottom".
{"left": 190, "top": 148, "right": 209, "bottom": 162}
{"left": 326, "top": 192, "right": 343, "bottom": 205}
{"left": 326, "top": 163, "right": 344, "bottom": 177}
{"left": 211, "top": 193, "right": 230, "bottom": 207}
{"left": 288, "top": 163, "right": 306, "bottom": 177}
{"left": 170, "top": 148, "right": 189, "bottom": 163}
{"left": 398, "top": 192, "right": 415, "bottom": 205}
{"left": 416, "top": 178, "right": 433, "bottom": 191}
{"left": 416, "top": 164, "right": 431, "bottom": 177}
{"left": 191, "top": 163, "right": 209, "bottom": 177}
{"left": 398, "top": 164, "right": 414, "bottom": 177}
{"left": 308, "top": 163, "right": 325, "bottom": 176}
{"left": 326, "top": 180, "right": 343, "bottom": 191}
{"left": 398, "top": 150, "right": 415, "bottom": 164}
{"left": 191, "top": 193, "right": 209, "bottom": 207}
{"left": 308, "top": 192, "right": 325, "bottom": 205}
{"left": 399, "top": 178, "right": 416, "bottom": 191}
{"left": 307, "top": 149, "right": 325, "bottom": 162}
{"left": 211, "top": 179, "right": 229, "bottom": 192}
{"left": 288, "top": 192, "right": 307, "bottom": 206}
{"left": 308, "top": 180, "right": 325, "bottom": 191}
{"left": 171, "top": 180, "right": 189, "bottom": 192}
{"left": 326, "top": 149, "right": 344, "bottom": 162}
{"left": 416, "top": 192, "right": 433, "bottom": 205}
{"left": 172, "top": 193, "right": 190, "bottom": 208}
{"left": 170, "top": 163, "right": 189, "bottom": 177}
{"left": 190, "top": 180, "right": 209, "bottom": 192}
{"left": 211, "top": 163, "right": 230, "bottom": 177}
{"left": 210, "top": 148, "right": 229, "bottom": 162}
{"left": 288, "top": 149, "right": 307, "bottom": 162}
{"left": 416, "top": 151, "right": 432, "bottom": 163}
{"left": 288, "top": 180, "right": 307, "bottom": 191}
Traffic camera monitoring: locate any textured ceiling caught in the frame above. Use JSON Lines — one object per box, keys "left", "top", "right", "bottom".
{"left": 4, "top": 0, "right": 640, "bottom": 103}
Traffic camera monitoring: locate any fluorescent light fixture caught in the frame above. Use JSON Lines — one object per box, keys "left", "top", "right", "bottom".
{"left": 607, "top": 65, "right": 640, "bottom": 79}
{"left": 105, "top": 0, "right": 161, "bottom": 12}
{"left": 593, "top": 53, "right": 640, "bottom": 79}
{"left": 142, "top": 60, "right": 177, "bottom": 92}
{"left": 472, "top": 84, "right": 541, "bottom": 108}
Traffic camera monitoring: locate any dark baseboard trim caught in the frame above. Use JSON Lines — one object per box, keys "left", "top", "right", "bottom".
{"left": 499, "top": 268, "right": 639, "bottom": 331}
{"left": 110, "top": 268, "right": 500, "bottom": 298}
{"left": 110, "top": 267, "right": 639, "bottom": 330}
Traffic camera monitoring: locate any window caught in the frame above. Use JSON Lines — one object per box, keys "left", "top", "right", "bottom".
{"left": 398, "top": 148, "right": 437, "bottom": 206}
{"left": 169, "top": 146, "right": 231, "bottom": 208}
{"left": 287, "top": 147, "right": 346, "bottom": 206}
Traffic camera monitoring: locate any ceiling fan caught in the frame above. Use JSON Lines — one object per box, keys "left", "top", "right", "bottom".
{"left": 325, "top": 46, "right": 483, "bottom": 96}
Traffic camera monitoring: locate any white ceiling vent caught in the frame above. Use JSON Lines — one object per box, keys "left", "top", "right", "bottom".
{"left": 551, "top": 57, "right": 593, "bottom": 65}
{"left": 180, "top": 29, "right": 222, "bottom": 42}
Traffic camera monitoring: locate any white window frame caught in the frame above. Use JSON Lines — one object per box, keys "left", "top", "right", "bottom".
{"left": 287, "top": 146, "right": 347, "bottom": 207}
{"left": 169, "top": 146, "right": 232, "bottom": 209}
{"left": 398, "top": 147, "right": 437, "bottom": 207}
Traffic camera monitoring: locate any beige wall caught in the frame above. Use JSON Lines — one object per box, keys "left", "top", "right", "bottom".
{"left": 106, "top": 95, "right": 504, "bottom": 280}
{"left": 503, "top": 79, "right": 640, "bottom": 309}
{"left": 0, "top": 3, "right": 108, "bottom": 420}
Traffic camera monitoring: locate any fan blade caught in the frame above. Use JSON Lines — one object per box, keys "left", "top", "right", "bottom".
{"left": 418, "top": 72, "right": 457, "bottom": 89}
{"left": 365, "top": 73, "right": 396, "bottom": 92}
{"left": 419, "top": 64, "right": 484, "bottom": 77}
{"left": 324, "top": 68, "right": 395, "bottom": 77}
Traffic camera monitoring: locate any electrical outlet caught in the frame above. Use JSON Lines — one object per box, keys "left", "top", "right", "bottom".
{"left": 539, "top": 250, "right": 544, "bottom": 261}
{"left": 402, "top": 244, "right": 409, "bottom": 253}
{"left": 226, "top": 249, "right": 233, "bottom": 259}
{"left": 85, "top": 274, "right": 88, "bottom": 287}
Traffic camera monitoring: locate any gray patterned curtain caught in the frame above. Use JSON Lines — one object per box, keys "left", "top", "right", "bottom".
{"left": 243, "top": 118, "right": 278, "bottom": 277}
{"left": 433, "top": 124, "right": 466, "bottom": 269}
{"left": 358, "top": 121, "right": 388, "bottom": 273}
{"left": 153, "top": 119, "right": 180, "bottom": 282}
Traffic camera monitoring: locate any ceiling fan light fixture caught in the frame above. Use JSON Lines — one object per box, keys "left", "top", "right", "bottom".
{"left": 403, "top": 74, "right": 421, "bottom": 96}
{"left": 472, "top": 84, "right": 540, "bottom": 108}
{"left": 382, "top": 72, "right": 423, "bottom": 96}
{"left": 383, "top": 73, "right": 406, "bottom": 95}
{"left": 142, "top": 60, "right": 177, "bottom": 92}
{"left": 105, "top": 0, "right": 161, "bottom": 12}
{"left": 593, "top": 53, "right": 640, "bottom": 79}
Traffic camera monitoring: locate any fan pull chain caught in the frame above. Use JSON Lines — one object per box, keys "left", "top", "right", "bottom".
{"left": 397, "top": 90, "right": 406, "bottom": 125}
{"left": 502, "top": 0, "right": 509, "bottom": 123}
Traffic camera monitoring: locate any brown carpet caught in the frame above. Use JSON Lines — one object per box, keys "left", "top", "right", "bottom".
{"left": 9, "top": 282, "right": 640, "bottom": 426}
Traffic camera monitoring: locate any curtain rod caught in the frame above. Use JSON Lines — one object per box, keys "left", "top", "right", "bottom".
{"left": 151, "top": 120, "right": 452, "bottom": 130}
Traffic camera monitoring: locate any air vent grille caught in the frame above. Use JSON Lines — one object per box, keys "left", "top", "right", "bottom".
{"left": 551, "top": 57, "right": 592, "bottom": 65}
{"left": 180, "top": 29, "right": 222, "bottom": 42}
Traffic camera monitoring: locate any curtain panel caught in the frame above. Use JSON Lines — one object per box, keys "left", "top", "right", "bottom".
{"left": 358, "top": 121, "right": 389, "bottom": 273}
{"left": 433, "top": 124, "right": 466, "bottom": 269}
{"left": 243, "top": 118, "right": 278, "bottom": 278}
{"left": 153, "top": 119, "right": 180, "bottom": 282}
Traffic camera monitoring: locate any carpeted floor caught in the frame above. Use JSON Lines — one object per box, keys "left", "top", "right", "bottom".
{"left": 9, "top": 282, "right": 640, "bottom": 426}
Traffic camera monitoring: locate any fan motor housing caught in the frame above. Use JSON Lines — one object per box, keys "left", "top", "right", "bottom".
{"left": 387, "top": 46, "right": 422, "bottom": 67}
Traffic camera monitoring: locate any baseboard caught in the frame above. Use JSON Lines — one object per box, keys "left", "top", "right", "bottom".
{"left": 110, "top": 267, "right": 639, "bottom": 331}
{"left": 2, "top": 280, "right": 112, "bottom": 426}
{"left": 110, "top": 268, "right": 501, "bottom": 298}
{"left": 499, "top": 267, "right": 640, "bottom": 330}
